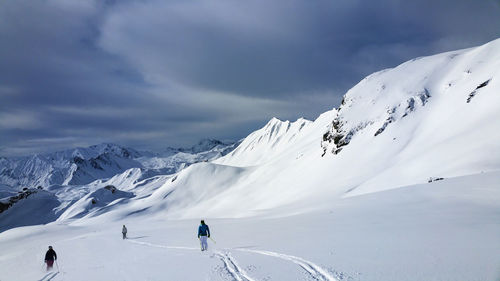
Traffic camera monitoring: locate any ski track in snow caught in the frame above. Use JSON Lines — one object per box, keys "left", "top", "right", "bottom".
{"left": 235, "top": 248, "right": 337, "bottom": 281}
{"left": 127, "top": 239, "right": 256, "bottom": 281}
{"left": 214, "top": 251, "right": 257, "bottom": 281}
{"left": 38, "top": 271, "right": 59, "bottom": 281}
{"left": 126, "top": 238, "right": 335, "bottom": 281}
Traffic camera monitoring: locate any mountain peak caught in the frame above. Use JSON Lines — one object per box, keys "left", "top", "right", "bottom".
{"left": 215, "top": 116, "right": 313, "bottom": 167}
{"left": 186, "top": 138, "right": 234, "bottom": 154}
{"left": 264, "top": 117, "right": 285, "bottom": 127}
{"left": 265, "top": 117, "right": 309, "bottom": 127}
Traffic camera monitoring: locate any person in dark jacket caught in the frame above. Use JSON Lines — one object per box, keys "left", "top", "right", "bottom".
{"left": 198, "top": 220, "right": 210, "bottom": 251}
{"left": 122, "top": 225, "right": 127, "bottom": 239}
{"left": 44, "top": 246, "right": 57, "bottom": 271}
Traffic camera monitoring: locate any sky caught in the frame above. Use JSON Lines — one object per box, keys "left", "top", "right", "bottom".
{"left": 1, "top": 0, "right": 500, "bottom": 157}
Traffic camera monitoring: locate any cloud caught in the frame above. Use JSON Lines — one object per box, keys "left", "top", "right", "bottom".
{"left": 0, "top": 110, "right": 43, "bottom": 130}
{"left": 98, "top": 0, "right": 500, "bottom": 97}
{"left": 0, "top": 0, "right": 499, "bottom": 156}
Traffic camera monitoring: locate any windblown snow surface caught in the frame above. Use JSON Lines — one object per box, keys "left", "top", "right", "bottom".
{"left": 1, "top": 39, "right": 500, "bottom": 281}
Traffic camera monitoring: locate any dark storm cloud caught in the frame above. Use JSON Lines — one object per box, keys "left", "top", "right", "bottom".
{"left": 98, "top": 0, "right": 500, "bottom": 96}
{"left": 1, "top": 0, "right": 499, "bottom": 156}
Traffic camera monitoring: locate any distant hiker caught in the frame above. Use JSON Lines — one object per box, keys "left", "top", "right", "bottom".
{"left": 198, "top": 220, "right": 210, "bottom": 251}
{"left": 122, "top": 225, "right": 127, "bottom": 239}
{"left": 44, "top": 246, "right": 57, "bottom": 271}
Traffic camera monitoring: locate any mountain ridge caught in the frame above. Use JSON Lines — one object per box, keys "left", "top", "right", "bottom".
{"left": 0, "top": 140, "right": 239, "bottom": 190}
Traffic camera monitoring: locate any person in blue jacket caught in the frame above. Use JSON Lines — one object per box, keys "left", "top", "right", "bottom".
{"left": 198, "top": 220, "right": 210, "bottom": 251}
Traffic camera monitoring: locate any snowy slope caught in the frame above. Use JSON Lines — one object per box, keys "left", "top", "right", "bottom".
{"left": 320, "top": 39, "right": 500, "bottom": 195}
{"left": 0, "top": 172, "right": 499, "bottom": 281}
{"left": 56, "top": 185, "right": 135, "bottom": 221}
{"left": 30, "top": 38, "right": 500, "bottom": 222}
{"left": 55, "top": 38, "right": 500, "bottom": 221}
{"left": 0, "top": 140, "right": 238, "bottom": 231}
{"left": 0, "top": 189, "right": 60, "bottom": 231}
{"left": 173, "top": 38, "right": 500, "bottom": 216}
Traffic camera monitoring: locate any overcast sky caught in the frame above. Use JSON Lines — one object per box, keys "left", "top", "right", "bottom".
{"left": 1, "top": 0, "right": 499, "bottom": 156}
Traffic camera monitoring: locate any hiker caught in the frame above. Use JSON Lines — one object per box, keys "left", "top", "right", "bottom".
{"left": 44, "top": 246, "right": 57, "bottom": 271}
{"left": 198, "top": 220, "right": 210, "bottom": 251}
{"left": 122, "top": 225, "right": 127, "bottom": 239}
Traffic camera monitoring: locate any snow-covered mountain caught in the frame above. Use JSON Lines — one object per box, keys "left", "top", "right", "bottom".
{"left": 216, "top": 117, "right": 312, "bottom": 166}
{"left": 145, "top": 38, "right": 500, "bottom": 217}
{"left": 176, "top": 138, "right": 239, "bottom": 155}
{"left": 1, "top": 39, "right": 500, "bottom": 281}
{"left": 0, "top": 140, "right": 239, "bottom": 229}
{"left": 4, "top": 39, "right": 500, "bottom": 222}
{"left": 140, "top": 139, "right": 241, "bottom": 171}
{"left": 0, "top": 143, "right": 142, "bottom": 189}
{"left": 0, "top": 140, "right": 239, "bottom": 190}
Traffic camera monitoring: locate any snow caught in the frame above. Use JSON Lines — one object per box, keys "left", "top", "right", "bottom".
{"left": 1, "top": 39, "right": 500, "bottom": 280}
{"left": 56, "top": 186, "right": 135, "bottom": 221}
{"left": 0, "top": 190, "right": 60, "bottom": 231}
{"left": 0, "top": 172, "right": 499, "bottom": 281}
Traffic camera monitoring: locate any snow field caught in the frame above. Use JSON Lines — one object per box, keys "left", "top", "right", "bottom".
{"left": 1, "top": 171, "right": 499, "bottom": 281}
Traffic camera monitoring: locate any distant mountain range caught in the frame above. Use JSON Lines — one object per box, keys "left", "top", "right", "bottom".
{"left": 0, "top": 139, "right": 239, "bottom": 190}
